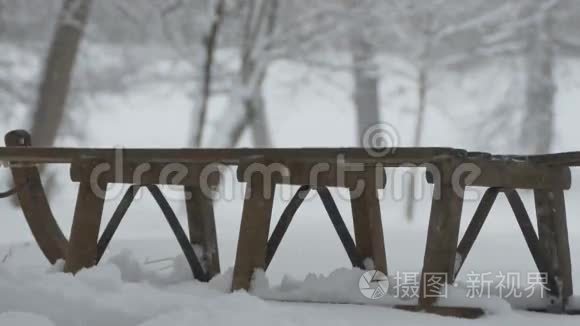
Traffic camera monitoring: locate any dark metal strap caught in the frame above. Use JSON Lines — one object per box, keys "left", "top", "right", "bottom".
{"left": 455, "top": 188, "right": 560, "bottom": 297}
{"left": 265, "top": 186, "right": 364, "bottom": 270}
{"left": 146, "top": 185, "right": 208, "bottom": 281}
{"left": 0, "top": 172, "right": 30, "bottom": 199}
{"left": 504, "top": 189, "right": 560, "bottom": 297}
{"left": 317, "top": 187, "right": 364, "bottom": 269}
{"left": 265, "top": 185, "right": 310, "bottom": 269}
{"left": 96, "top": 185, "right": 140, "bottom": 263}
{"left": 454, "top": 187, "right": 499, "bottom": 278}
{"left": 96, "top": 184, "right": 209, "bottom": 282}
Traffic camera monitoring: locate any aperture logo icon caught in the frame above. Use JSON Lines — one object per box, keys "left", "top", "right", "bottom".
{"left": 359, "top": 270, "right": 389, "bottom": 300}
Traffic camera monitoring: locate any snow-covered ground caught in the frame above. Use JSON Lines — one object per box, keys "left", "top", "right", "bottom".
{"left": 1, "top": 46, "right": 580, "bottom": 324}
{"left": 1, "top": 229, "right": 579, "bottom": 326}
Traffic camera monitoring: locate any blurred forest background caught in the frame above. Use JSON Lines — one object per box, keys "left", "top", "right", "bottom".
{"left": 1, "top": 0, "right": 580, "bottom": 235}
{"left": 2, "top": 0, "right": 580, "bottom": 153}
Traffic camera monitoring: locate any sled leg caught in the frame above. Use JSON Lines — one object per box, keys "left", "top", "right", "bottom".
{"left": 64, "top": 161, "right": 107, "bottom": 273}
{"left": 232, "top": 177, "right": 275, "bottom": 291}
{"left": 185, "top": 185, "right": 220, "bottom": 278}
{"left": 349, "top": 184, "right": 387, "bottom": 273}
{"left": 504, "top": 189, "right": 560, "bottom": 298}
{"left": 419, "top": 159, "right": 464, "bottom": 307}
{"left": 534, "top": 189, "right": 573, "bottom": 310}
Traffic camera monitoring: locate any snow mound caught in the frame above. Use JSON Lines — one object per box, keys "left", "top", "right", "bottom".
{"left": 252, "top": 267, "right": 512, "bottom": 315}
{"left": 1, "top": 247, "right": 578, "bottom": 325}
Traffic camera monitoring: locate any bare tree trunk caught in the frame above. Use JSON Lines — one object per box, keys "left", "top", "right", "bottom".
{"left": 227, "top": 115, "right": 250, "bottom": 147}
{"left": 30, "top": 0, "right": 93, "bottom": 147}
{"left": 244, "top": 0, "right": 275, "bottom": 148}
{"left": 192, "top": 0, "right": 225, "bottom": 147}
{"left": 248, "top": 90, "right": 272, "bottom": 147}
{"left": 0, "top": 1, "right": 5, "bottom": 34}
{"left": 209, "top": 0, "right": 276, "bottom": 148}
{"left": 351, "top": 36, "right": 380, "bottom": 146}
{"left": 413, "top": 68, "right": 428, "bottom": 149}
{"left": 219, "top": 79, "right": 271, "bottom": 148}
{"left": 520, "top": 18, "right": 555, "bottom": 154}
{"left": 405, "top": 67, "right": 427, "bottom": 221}
{"left": 222, "top": 93, "right": 251, "bottom": 148}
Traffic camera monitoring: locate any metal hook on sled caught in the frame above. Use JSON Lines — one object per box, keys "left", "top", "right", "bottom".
{"left": 0, "top": 157, "right": 31, "bottom": 198}
{"left": 0, "top": 184, "right": 20, "bottom": 198}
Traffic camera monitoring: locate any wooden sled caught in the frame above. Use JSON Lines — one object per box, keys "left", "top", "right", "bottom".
{"left": 1, "top": 129, "right": 579, "bottom": 318}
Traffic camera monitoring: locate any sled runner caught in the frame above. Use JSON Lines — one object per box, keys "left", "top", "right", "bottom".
{"left": 0, "top": 129, "right": 578, "bottom": 318}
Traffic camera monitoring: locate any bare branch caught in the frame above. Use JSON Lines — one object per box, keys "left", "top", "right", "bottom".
{"left": 193, "top": 0, "right": 226, "bottom": 147}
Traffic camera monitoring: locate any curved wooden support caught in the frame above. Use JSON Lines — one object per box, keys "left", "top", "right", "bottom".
{"left": 4, "top": 130, "right": 68, "bottom": 264}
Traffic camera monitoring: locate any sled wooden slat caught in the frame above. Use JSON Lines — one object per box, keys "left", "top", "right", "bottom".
{"left": 0, "top": 146, "right": 456, "bottom": 166}
{"left": 5, "top": 146, "right": 580, "bottom": 167}
{"left": 70, "top": 161, "right": 221, "bottom": 186}
{"left": 426, "top": 158, "right": 572, "bottom": 190}
{"left": 526, "top": 151, "right": 580, "bottom": 166}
